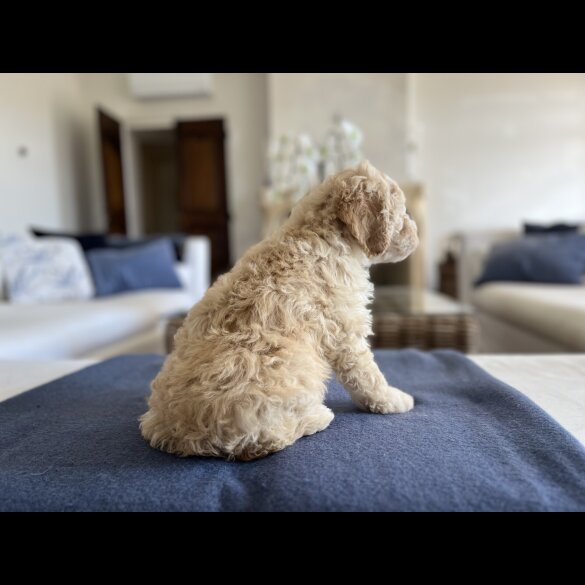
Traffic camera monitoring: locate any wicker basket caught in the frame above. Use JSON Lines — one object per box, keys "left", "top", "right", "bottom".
{"left": 371, "top": 313, "right": 478, "bottom": 352}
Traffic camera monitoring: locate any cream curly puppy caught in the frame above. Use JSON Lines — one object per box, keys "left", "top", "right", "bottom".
{"left": 140, "top": 161, "right": 418, "bottom": 460}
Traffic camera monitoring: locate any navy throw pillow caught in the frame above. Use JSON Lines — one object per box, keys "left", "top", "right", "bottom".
{"left": 476, "top": 235, "right": 585, "bottom": 286}
{"left": 31, "top": 227, "right": 109, "bottom": 252}
{"left": 86, "top": 239, "right": 182, "bottom": 296}
{"left": 524, "top": 222, "right": 580, "bottom": 235}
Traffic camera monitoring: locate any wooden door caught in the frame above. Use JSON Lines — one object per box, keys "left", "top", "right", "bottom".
{"left": 177, "top": 119, "right": 230, "bottom": 276}
{"left": 98, "top": 109, "right": 127, "bottom": 234}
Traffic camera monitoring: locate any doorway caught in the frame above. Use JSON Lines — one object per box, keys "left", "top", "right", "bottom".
{"left": 98, "top": 110, "right": 231, "bottom": 276}
{"left": 134, "top": 129, "right": 179, "bottom": 235}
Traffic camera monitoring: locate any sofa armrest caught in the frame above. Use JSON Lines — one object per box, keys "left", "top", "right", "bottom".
{"left": 181, "top": 236, "right": 211, "bottom": 304}
{"left": 453, "top": 229, "right": 519, "bottom": 304}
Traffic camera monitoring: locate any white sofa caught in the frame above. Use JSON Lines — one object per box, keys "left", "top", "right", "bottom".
{"left": 455, "top": 230, "right": 585, "bottom": 353}
{"left": 0, "top": 237, "right": 210, "bottom": 360}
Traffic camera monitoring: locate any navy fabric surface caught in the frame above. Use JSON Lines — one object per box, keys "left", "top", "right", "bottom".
{"left": 476, "top": 235, "right": 585, "bottom": 286}
{"left": 1, "top": 350, "right": 584, "bottom": 512}
{"left": 86, "top": 238, "right": 181, "bottom": 296}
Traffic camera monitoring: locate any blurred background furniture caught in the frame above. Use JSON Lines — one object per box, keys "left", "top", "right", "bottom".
{"left": 454, "top": 230, "right": 585, "bottom": 353}
{"left": 0, "top": 236, "right": 210, "bottom": 360}
{"left": 438, "top": 251, "right": 458, "bottom": 299}
{"left": 370, "top": 286, "right": 478, "bottom": 352}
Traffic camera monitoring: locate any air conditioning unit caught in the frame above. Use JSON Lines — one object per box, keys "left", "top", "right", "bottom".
{"left": 128, "top": 73, "right": 213, "bottom": 99}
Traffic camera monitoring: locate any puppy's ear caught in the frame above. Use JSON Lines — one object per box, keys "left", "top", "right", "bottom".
{"left": 336, "top": 172, "right": 391, "bottom": 257}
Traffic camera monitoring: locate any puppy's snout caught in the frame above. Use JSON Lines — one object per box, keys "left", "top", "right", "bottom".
{"left": 402, "top": 212, "right": 417, "bottom": 232}
{"left": 403, "top": 214, "right": 419, "bottom": 250}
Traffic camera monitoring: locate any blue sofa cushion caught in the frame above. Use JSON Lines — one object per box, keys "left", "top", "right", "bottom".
{"left": 476, "top": 235, "right": 585, "bottom": 286}
{"left": 86, "top": 238, "right": 181, "bottom": 296}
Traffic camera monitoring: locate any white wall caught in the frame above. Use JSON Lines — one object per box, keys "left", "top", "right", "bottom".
{"left": 0, "top": 73, "right": 90, "bottom": 235}
{"left": 269, "top": 73, "right": 407, "bottom": 180}
{"left": 79, "top": 73, "right": 268, "bottom": 260}
{"left": 414, "top": 73, "right": 585, "bottom": 286}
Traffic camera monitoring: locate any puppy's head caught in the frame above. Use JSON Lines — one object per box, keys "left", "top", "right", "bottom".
{"left": 334, "top": 161, "right": 418, "bottom": 264}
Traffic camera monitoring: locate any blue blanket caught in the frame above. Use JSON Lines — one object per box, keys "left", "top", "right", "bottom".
{"left": 1, "top": 350, "right": 584, "bottom": 512}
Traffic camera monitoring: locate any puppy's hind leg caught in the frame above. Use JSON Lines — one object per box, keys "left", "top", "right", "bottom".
{"left": 298, "top": 404, "right": 334, "bottom": 436}
{"left": 233, "top": 404, "right": 333, "bottom": 461}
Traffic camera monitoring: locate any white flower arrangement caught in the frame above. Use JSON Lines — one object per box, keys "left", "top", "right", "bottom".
{"left": 262, "top": 117, "right": 365, "bottom": 236}
{"left": 265, "top": 117, "right": 364, "bottom": 201}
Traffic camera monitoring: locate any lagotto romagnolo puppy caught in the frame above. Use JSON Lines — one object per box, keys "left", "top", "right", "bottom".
{"left": 140, "top": 161, "right": 419, "bottom": 461}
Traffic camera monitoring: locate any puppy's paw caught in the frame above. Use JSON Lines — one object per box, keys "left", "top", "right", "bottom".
{"left": 356, "top": 386, "right": 414, "bottom": 414}
{"left": 301, "top": 405, "right": 335, "bottom": 436}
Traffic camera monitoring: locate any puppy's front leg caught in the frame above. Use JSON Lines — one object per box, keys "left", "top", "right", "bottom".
{"left": 328, "top": 336, "right": 414, "bottom": 414}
